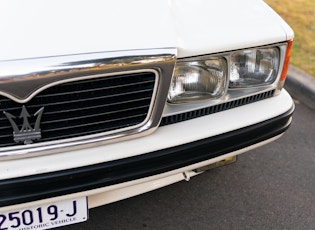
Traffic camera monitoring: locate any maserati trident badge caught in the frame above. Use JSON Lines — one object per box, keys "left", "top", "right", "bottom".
{"left": 4, "top": 106, "right": 44, "bottom": 144}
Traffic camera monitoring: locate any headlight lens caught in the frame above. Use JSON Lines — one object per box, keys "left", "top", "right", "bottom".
{"left": 230, "top": 48, "right": 280, "bottom": 88}
{"left": 168, "top": 58, "right": 227, "bottom": 104}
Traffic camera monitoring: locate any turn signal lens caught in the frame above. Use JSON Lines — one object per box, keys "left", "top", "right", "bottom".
{"left": 278, "top": 40, "right": 293, "bottom": 90}
{"left": 168, "top": 58, "right": 227, "bottom": 104}
{"left": 276, "top": 40, "right": 293, "bottom": 91}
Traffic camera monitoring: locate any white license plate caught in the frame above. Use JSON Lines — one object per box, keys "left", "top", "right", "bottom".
{"left": 0, "top": 197, "right": 88, "bottom": 230}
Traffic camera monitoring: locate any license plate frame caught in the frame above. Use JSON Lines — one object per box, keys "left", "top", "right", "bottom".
{"left": 0, "top": 197, "right": 88, "bottom": 230}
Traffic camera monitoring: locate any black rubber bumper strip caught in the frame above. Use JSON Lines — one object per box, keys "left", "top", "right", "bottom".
{"left": 0, "top": 105, "right": 294, "bottom": 207}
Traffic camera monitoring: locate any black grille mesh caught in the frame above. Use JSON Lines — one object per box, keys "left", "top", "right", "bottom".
{"left": 160, "top": 90, "right": 275, "bottom": 126}
{"left": 0, "top": 72, "right": 156, "bottom": 147}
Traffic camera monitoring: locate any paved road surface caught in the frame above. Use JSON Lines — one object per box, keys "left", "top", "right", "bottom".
{"left": 62, "top": 99, "right": 315, "bottom": 229}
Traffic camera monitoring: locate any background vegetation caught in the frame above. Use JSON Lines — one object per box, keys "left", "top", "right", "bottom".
{"left": 265, "top": 0, "right": 315, "bottom": 76}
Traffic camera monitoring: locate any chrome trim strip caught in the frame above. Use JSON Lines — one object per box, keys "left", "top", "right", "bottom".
{"left": 0, "top": 48, "right": 177, "bottom": 160}
{"left": 0, "top": 49, "right": 176, "bottom": 103}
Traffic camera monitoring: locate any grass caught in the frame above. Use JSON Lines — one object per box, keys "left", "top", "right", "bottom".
{"left": 265, "top": 0, "right": 315, "bottom": 76}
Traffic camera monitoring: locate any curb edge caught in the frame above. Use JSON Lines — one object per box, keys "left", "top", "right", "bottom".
{"left": 285, "top": 65, "right": 315, "bottom": 110}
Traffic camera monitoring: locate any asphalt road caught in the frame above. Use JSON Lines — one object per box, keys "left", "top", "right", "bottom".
{"left": 62, "top": 99, "right": 315, "bottom": 230}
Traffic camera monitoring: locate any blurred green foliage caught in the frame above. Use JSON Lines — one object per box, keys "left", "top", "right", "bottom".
{"left": 265, "top": 0, "right": 315, "bottom": 76}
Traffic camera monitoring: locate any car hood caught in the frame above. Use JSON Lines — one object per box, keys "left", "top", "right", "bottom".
{"left": 0, "top": 0, "right": 293, "bottom": 61}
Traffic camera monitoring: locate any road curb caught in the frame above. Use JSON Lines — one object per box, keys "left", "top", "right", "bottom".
{"left": 285, "top": 65, "right": 315, "bottom": 110}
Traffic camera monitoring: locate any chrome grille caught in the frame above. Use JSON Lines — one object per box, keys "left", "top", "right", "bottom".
{"left": 0, "top": 72, "right": 156, "bottom": 147}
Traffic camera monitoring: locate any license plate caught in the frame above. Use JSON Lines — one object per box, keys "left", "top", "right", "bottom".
{"left": 0, "top": 197, "right": 88, "bottom": 230}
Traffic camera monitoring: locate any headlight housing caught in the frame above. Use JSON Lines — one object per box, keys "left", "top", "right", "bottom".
{"left": 168, "top": 58, "right": 228, "bottom": 104}
{"left": 229, "top": 48, "right": 280, "bottom": 88}
{"left": 167, "top": 44, "right": 288, "bottom": 105}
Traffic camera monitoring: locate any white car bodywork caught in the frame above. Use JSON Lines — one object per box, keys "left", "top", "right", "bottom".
{"left": 1, "top": 0, "right": 292, "bottom": 60}
{"left": 0, "top": 0, "right": 294, "bottom": 227}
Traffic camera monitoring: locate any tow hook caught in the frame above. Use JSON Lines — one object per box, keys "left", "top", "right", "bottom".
{"left": 183, "top": 171, "right": 191, "bottom": 181}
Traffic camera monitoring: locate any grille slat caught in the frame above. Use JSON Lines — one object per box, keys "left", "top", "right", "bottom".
{"left": 38, "top": 97, "right": 151, "bottom": 116}
{"left": 29, "top": 87, "right": 154, "bottom": 107}
{"left": 42, "top": 113, "right": 147, "bottom": 133}
{"left": 37, "top": 80, "right": 155, "bottom": 98}
{"left": 41, "top": 105, "right": 149, "bottom": 125}
{"left": 0, "top": 72, "right": 156, "bottom": 147}
{"left": 42, "top": 123, "right": 138, "bottom": 141}
{"left": 0, "top": 133, "right": 12, "bottom": 139}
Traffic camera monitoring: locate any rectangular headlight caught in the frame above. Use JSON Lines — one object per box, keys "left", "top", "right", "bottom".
{"left": 168, "top": 58, "right": 227, "bottom": 104}
{"left": 230, "top": 48, "right": 280, "bottom": 88}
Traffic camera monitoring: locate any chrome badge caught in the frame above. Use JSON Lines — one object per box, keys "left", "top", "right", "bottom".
{"left": 4, "top": 106, "right": 44, "bottom": 144}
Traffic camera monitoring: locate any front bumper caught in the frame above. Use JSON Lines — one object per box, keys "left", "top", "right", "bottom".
{"left": 1, "top": 104, "right": 293, "bottom": 208}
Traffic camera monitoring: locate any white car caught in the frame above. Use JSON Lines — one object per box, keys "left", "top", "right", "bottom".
{"left": 0, "top": 0, "right": 294, "bottom": 229}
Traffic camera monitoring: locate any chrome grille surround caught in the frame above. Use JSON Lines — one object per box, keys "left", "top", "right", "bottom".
{"left": 0, "top": 48, "right": 177, "bottom": 160}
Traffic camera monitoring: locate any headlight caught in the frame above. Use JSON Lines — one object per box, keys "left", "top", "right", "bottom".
{"left": 168, "top": 46, "right": 282, "bottom": 104}
{"left": 229, "top": 48, "right": 280, "bottom": 88}
{"left": 168, "top": 58, "right": 227, "bottom": 104}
